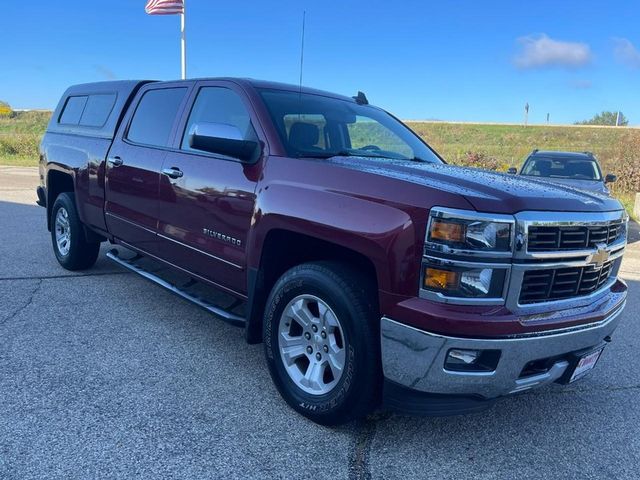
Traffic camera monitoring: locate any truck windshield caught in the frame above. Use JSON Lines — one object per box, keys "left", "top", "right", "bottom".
{"left": 259, "top": 89, "right": 442, "bottom": 163}
{"left": 521, "top": 157, "right": 602, "bottom": 181}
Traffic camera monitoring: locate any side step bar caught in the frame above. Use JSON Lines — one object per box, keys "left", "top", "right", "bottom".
{"left": 106, "top": 249, "right": 246, "bottom": 327}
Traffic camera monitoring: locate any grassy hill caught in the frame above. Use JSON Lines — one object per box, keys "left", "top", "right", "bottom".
{"left": 0, "top": 111, "right": 50, "bottom": 165}
{"left": 409, "top": 122, "right": 634, "bottom": 169}
{"left": 412, "top": 122, "right": 640, "bottom": 216}
{"left": 1, "top": 112, "right": 637, "bottom": 215}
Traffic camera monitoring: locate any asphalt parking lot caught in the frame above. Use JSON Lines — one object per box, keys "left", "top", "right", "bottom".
{"left": 1, "top": 165, "right": 639, "bottom": 480}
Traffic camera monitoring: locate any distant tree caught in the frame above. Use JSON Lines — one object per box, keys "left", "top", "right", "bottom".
{"left": 575, "top": 111, "right": 629, "bottom": 126}
{"left": 0, "top": 100, "right": 12, "bottom": 117}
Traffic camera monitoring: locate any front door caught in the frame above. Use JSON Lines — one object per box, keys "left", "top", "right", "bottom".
{"left": 156, "top": 82, "right": 265, "bottom": 295}
{"left": 105, "top": 84, "right": 190, "bottom": 254}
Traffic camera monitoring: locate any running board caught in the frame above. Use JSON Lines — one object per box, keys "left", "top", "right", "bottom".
{"left": 106, "top": 249, "right": 246, "bottom": 327}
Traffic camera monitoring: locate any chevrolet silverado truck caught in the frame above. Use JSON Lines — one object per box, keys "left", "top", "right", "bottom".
{"left": 38, "top": 78, "right": 628, "bottom": 425}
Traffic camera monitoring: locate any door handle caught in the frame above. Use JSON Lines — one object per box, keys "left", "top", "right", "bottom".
{"left": 107, "top": 156, "right": 123, "bottom": 167}
{"left": 162, "top": 167, "right": 184, "bottom": 179}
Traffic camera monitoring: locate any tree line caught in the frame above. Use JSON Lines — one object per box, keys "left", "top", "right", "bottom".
{"left": 575, "top": 111, "right": 629, "bottom": 126}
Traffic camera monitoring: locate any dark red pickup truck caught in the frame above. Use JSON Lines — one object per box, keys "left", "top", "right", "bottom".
{"left": 38, "top": 78, "right": 628, "bottom": 425}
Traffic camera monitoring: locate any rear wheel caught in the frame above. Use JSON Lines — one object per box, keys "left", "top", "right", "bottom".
{"left": 264, "top": 262, "right": 380, "bottom": 425}
{"left": 50, "top": 192, "right": 100, "bottom": 270}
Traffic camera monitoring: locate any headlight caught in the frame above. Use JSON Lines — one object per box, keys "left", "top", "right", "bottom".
{"left": 421, "top": 208, "right": 515, "bottom": 305}
{"left": 422, "top": 263, "right": 507, "bottom": 299}
{"left": 427, "top": 208, "right": 514, "bottom": 252}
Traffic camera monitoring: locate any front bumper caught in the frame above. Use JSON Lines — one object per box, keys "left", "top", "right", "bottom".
{"left": 381, "top": 298, "right": 625, "bottom": 413}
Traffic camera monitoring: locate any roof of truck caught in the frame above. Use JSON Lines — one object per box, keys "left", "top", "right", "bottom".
{"left": 62, "top": 80, "right": 153, "bottom": 95}
{"left": 46, "top": 77, "right": 364, "bottom": 139}
{"left": 164, "top": 77, "right": 358, "bottom": 102}
{"left": 58, "top": 77, "right": 359, "bottom": 106}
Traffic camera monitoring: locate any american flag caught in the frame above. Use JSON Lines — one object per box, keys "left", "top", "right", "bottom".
{"left": 145, "top": 0, "right": 184, "bottom": 15}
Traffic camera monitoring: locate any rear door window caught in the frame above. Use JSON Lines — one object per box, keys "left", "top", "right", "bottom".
{"left": 127, "top": 88, "right": 188, "bottom": 147}
{"left": 59, "top": 96, "right": 88, "bottom": 125}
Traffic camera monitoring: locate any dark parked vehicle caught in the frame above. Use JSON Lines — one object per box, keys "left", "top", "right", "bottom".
{"left": 38, "top": 79, "right": 628, "bottom": 425}
{"left": 508, "top": 150, "right": 617, "bottom": 196}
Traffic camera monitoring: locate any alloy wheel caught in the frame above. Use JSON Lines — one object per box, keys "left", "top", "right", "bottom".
{"left": 278, "top": 294, "right": 347, "bottom": 395}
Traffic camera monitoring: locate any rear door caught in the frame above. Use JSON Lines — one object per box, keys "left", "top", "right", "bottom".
{"left": 156, "top": 81, "right": 266, "bottom": 295}
{"left": 105, "top": 83, "right": 191, "bottom": 254}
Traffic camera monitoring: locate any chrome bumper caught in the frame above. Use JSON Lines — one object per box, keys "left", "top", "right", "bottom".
{"left": 381, "top": 300, "right": 625, "bottom": 399}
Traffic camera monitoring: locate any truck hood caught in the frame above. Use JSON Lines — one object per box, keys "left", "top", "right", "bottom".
{"left": 520, "top": 176, "right": 611, "bottom": 196}
{"left": 326, "top": 157, "right": 622, "bottom": 214}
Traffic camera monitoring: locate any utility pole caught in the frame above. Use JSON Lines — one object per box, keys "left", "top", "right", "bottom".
{"left": 524, "top": 102, "right": 529, "bottom": 127}
{"left": 615, "top": 111, "right": 621, "bottom": 127}
{"left": 546, "top": 113, "right": 550, "bottom": 125}
{"left": 144, "top": 0, "right": 188, "bottom": 79}
{"left": 181, "top": 0, "right": 187, "bottom": 79}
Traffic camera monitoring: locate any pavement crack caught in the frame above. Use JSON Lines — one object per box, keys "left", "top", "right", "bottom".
{"left": 1, "top": 278, "right": 42, "bottom": 325}
{"left": 348, "top": 412, "right": 390, "bottom": 480}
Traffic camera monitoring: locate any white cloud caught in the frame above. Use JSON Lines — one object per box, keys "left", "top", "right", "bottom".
{"left": 514, "top": 34, "right": 592, "bottom": 69}
{"left": 612, "top": 38, "right": 640, "bottom": 69}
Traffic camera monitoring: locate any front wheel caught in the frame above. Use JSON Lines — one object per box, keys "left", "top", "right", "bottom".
{"left": 264, "top": 262, "right": 380, "bottom": 425}
{"left": 50, "top": 192, "right": 100, "bottom": 270}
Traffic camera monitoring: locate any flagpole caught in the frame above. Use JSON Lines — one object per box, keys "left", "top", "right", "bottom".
{"left": 180, "top": 0, "right": 186, "bottom": 79}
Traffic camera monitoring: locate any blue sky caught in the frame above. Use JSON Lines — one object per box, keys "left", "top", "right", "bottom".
{"left": 2, "top": 0, "right": 639, "bottom": 124}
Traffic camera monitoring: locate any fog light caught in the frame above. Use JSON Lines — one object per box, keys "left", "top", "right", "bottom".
{"left": 445, "top": 349, "right": 501, "bottom": 372}
{"left": 448, "top": 349, "right": 480, "bottom": 365}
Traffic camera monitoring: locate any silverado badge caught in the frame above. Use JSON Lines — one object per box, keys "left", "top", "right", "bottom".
{"left": 203, "top": 228, "right": 242, "bottom": 247}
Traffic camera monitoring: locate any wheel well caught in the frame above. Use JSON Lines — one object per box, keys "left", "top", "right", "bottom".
{"left": 46, "top": 170, "right": 74, "bottom": 230}
{"left": 245, "top": 229, "right": 379, "bottom": 344}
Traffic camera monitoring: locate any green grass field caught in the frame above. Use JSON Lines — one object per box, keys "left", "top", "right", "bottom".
{"left": 1, "top": 112, "right": 637, "bottom": 217}
{"left": 0, "top": 111, "right": 50, "bottom": 166}
{"left": 407, "top": 122, "right": 634, "bottom": 168}
{"left": 407, "top": 122, "right": 640, "bottom": 218}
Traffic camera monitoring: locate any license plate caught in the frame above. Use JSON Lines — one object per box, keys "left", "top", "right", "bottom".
{"left": 569, "top": 348, "right": 604, "bottom": 383}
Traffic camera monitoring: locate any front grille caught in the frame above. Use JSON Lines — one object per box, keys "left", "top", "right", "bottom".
{"left": 528, "top": 223, "right": 622, "bottom": 251}
{"left": 519, "top": 260, "right": 614, "bottom": 304}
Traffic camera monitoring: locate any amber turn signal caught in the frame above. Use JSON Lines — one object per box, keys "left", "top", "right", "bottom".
{"left": 430, "top": 219, "right": 465, "bottom": 243}
{"left": 424, "top": 267, "right": 460, "bottom": 291}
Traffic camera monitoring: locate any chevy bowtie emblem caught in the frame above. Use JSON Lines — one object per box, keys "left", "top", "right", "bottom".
{"left": 589, "top": 244, "right": 610, "bottom": 267}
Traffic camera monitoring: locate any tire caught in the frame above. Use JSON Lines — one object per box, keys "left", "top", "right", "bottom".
{"left": 50, "top": 192, "right": 100, "bottom": 271}
{"left": 264, "top": 261, "right": 380, "bottom": 425}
